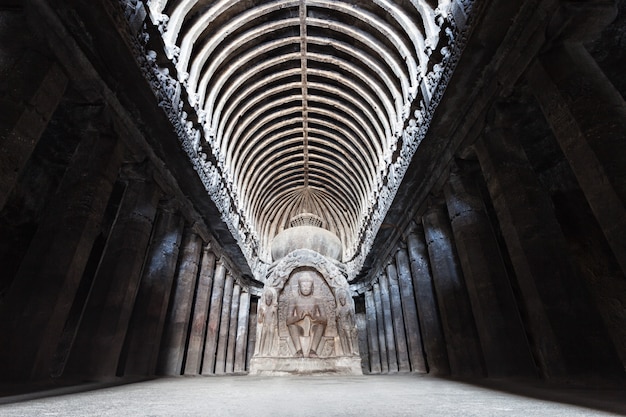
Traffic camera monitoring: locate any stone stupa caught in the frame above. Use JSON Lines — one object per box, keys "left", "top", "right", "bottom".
{"left": 249, "top": 212, "right": 361, "bottom": 375}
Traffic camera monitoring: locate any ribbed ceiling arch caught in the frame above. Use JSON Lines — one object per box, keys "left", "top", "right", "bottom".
{"left": 153, "top": 0, "right": 449, "bottom": 264}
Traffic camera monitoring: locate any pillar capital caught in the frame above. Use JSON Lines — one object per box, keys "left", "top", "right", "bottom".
{"left": 120, "top": 161, "right": 155, "bottom": 183}
{"left": 67, "top": 102, "right": 114, "bottom": 133}
{"left": 422, "top": 204, "right": 450, "bottom": 246}
{"left": 406, "top": 220, "right": 424, "bottom": 237}
{"left": 158, "top": 195, "right": 182, "bottom": 214}
{"left": 187, "top": 223, "right": 208, "bottom": 243}
{"left": 484, "top": 97, "right": 532, "bottom": 134}
{"left": 386, "top": 261, "right": 399, "bottom": 283}
{"left": 394, "top": 241, "right": 407, "bottom": 254}
{"left": 445, "top": 171, "right": 485, "bottom": 218}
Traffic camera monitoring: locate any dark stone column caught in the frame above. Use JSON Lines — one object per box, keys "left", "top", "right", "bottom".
{"left": 406, "top": 224, "right": 450, "bottom": 375}
{"left": 475, "top": 109, "right": 624, "bottom": 379}
{"left": 372, "top": 283, "right": 389, "bottom": 373}
{"left": 356, "top": 310, "right": 369, "bottom": 373}
{"left": 246, "top": 298, "right": 258, "bottom": 369}
{"left": 364, "top": 290, "right": 382, "bottom": 374}
{"left": 65, "top": 165, "right": 161, "bottom": 379}
{"left": 234, "top": 291, "right": 251, "bottom": 373}
{"left": 377, "top": 273, "right": 398, "bottom": 373}
{"left": 0, "top": 116, "right": 123, "bottom": 381}
{"left": 444, "top": 170, "right": 536, "bottom": 377}
{"left": 201, "top": 260, "right": 227, "bottom": 375}
{"left": 0, "top": 51, "right": 67, "bottom": 211}
{"left": 225, "top": 284, "right": 241, "bottom": 374}
{"left": 184, "top": 246, "right": 216, "bottom": 375}
{"left": 527, "top": 38, "right": 626, "bottom": 278}
{"left": 214, "top": 272, "right": 235, "bottom": 375}
{"left": 122, "top": 203, "right": 184, "bottom": 376}
{"left": 395, "top": 246, "right": 427, "bottom": 373}
{"left": 157, "top": 229, "right": 203, "bottom": 375}
{"left": 385, "top": 262, "right": 410, "bottom": 372}
{"left": 422, "top": 204, "right": 485, "bottom": 377}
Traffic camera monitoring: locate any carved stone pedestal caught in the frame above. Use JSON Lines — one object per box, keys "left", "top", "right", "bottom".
{"left": 249, "top": 356, "right": 362, "bottom": 376}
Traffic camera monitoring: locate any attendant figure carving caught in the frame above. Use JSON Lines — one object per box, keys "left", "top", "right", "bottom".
{"left": 286, "top": 270, "right": 327, "bottom": 358}
{"left": 336, "top": 289, "right": 357, "bottom": 355}
{"left": 257, "top": 288, "right": 277, "bottom": 356}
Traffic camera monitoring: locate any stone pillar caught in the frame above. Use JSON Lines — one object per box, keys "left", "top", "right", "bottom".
{"left": 214, "top": 272, "right": 235, "bottom": 375}
{"left": 377, "top": 272, "right": 398, "bottom": 373}
{"left": 157, "top": 229, "right": 203, "bottom": 375}
{"left": 364, "top": 290, "right": 382, "bottom": 374}
{"left": 356, "top": 310, "right": 369, "bottom": 373}
{"left": 122, "top": 203, "right": 184, "bottom": 376}
{"left": 201, "top": 260, "right": 227, "bottom": 375}
{"left": 527, "top": 37, "right": 626, "bottom": 278}
{"left": 234, "top": 291, "right": 251, "bottom": 373}
{"left": 246, "top": 298, "right": 258, "bottom": 368}
{"left": 225, "top": 284, "right": 241, "bottom": 374}
{"left": 0, "top": 119, "right": 123, "bottom": 381}
{"left": 184, "top": 246, "right": 216, "bottom": 375}
{"left": 395, "top": 246, "right": 427, "bottom": 373}
{"left": 444, "top": 170, "right": 536, "bottom": 377}
{"left": 475, "top": 108, "right": 623, "bottom": 379}
{"left": 385, "top": 262, "right": 410, "bottom": 372}
{"left": 422, "top": 204, "right": 485, "bottom": 377}
{"left": 372, "top": 283, "right": 389, "bottom": 373}
{"left": 406, "top": 224, "right": 450, "bottom": 375}
{"left": 66, "top": 165, "right": 161, "bottom": 378}
{"left": 0, "top": 51, "right": 67, "bottom": 211}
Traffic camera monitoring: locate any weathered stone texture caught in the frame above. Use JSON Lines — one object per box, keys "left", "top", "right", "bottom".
{"left": 422, "top": 204, "right": 485, "bottom": 378}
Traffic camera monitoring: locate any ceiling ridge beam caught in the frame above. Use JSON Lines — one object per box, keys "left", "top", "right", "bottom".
{"left": 300, "top": 0, "right": 309, "bottom": 187}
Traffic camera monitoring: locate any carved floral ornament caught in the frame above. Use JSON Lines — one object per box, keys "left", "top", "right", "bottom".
{"left": 118, "top": 0, "right": 477, "bottom": 283}
{"left": 267, "top": 249, "right": 349, "bottom": 294}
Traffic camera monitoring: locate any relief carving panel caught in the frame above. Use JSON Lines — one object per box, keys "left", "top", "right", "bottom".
{"left": 250, "top": 249, "right": 361, "bottom": 374}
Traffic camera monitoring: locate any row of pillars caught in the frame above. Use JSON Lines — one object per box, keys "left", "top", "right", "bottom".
{"left": 362, "top": 170, "right": 536, "bottom": 378}
{"left": 159, "top": 247, "right": 254, "bottom": 377}
{"left": 362, "top": 35, "right": 626, "bottom": 379}
{"left": 0, "top": 117, "right": 254, "bottom": 381}
{"left": 0, "top": 22, "right": 255, "bottom": 380}
{"left": 365, "top": 147, "right": 623, "bottom": 379}
{"left": 363, "top": 247, "right": 430, "bottom": 374}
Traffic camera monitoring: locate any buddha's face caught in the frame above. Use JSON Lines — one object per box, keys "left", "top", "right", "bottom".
{"left": 265, "top": 291, "right": 273, "bottom": 305}
{"left": 298, "top": 276, "right": 314, "bottom": 296}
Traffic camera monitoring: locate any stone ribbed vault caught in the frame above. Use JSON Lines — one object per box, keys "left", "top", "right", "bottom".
{"left": 3, "top": 0, "right": 626, "bottom": 387}
{"left": 144, "top": 0, "right": 464, "bottom": 279}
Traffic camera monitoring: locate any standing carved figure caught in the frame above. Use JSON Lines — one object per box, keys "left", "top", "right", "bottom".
{"left": 336, "top": 289, "right": 357, "bottom": 355}
{"left": 286, "top": 270, "right": 327, "bottom": 358}
{"left": 256, "top": 288, "right": 278, "bottom": 356}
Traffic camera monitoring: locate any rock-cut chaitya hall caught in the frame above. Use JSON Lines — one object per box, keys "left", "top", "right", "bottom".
{"left": 1, "top": 0, "right": 626, "bottom": 396}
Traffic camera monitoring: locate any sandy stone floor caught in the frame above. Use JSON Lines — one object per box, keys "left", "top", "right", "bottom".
{"left": 1, "top": 374, "right": 625, "bottom": 416}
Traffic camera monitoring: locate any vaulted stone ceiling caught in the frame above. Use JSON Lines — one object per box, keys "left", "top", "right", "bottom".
{"left": 144, "top": 0, "right": 467, "bottom": 278}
